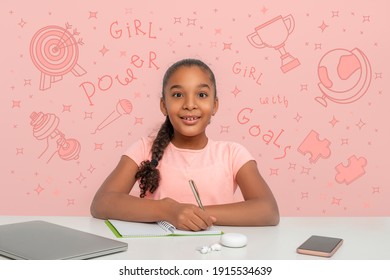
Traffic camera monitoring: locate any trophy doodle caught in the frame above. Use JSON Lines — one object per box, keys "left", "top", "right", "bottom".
{"left": 30, "top": 23, "right": 86, "bottom": 90}
{"left": 315, "top": 48, "right": 371, "bottom": 107}
{"left": 30, "top": 111, "right": 81, "bottom": 163}
{"left": 247, "top": 14, "right": 300, "bottom": 73}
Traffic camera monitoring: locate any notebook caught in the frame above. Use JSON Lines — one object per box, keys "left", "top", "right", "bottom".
{"left": 0, "top": 220, "right": 128, "bottom": 260}
{"left": 106, "top": 219, "right": 223, "bottom": 238}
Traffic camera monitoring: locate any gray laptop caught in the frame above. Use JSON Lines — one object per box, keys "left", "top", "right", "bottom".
{"left": 0, "top": 220, "right": 128, "bottom": 260}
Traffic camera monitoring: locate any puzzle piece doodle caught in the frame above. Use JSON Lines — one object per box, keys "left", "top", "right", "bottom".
{"left": 297, "top": 130, "right": 331, "bottom": 163}
{"left": 335, "top": 155, "right": 367, "bottom": 185}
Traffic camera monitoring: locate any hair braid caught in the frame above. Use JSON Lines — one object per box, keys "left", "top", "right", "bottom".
{"left": 135, "top": 117, "right": 173, "bottom": 197}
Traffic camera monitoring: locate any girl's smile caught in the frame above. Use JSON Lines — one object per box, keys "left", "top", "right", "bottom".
{"left": 180, "top": 115, "right": 200, "bottom": 125}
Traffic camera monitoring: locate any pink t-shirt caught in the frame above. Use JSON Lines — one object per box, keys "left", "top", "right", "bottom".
{"left": 124, "top": 137, "right": 255, "bottom": 206}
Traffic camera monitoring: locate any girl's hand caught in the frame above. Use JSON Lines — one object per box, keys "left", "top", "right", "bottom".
{"left": 161, "top": 197, "right": 216, "bottom": 231}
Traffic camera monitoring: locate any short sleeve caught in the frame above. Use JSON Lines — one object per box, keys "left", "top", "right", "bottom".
{"left": 123, "top": 137, "right": 152, "bottom": 166}
{"left": 230, "top": 142, "right": 256, "bottom": 180}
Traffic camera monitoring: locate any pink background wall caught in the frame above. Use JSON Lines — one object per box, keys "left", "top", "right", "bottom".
{"left": 1, "top": 0, "right": 388, "bottom": 216}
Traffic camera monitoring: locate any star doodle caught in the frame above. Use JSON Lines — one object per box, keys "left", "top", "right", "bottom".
{"left": 288, "top": 163, "right": 296, "bottom": 170}
{"left": 374, "top": 73, "right": 382, "bottom": 79}
{"left": 300, "top": 84, "right": 308, "bottom": 91}
{"left": 62, "top": 105, "right": 71, "bottom": 112}
{"left": 319, "top": 21, "right": 329, "bottom": 32}
{"left": 210, "top": 42, "right": 217, "bottom": 48}
{"left": 294, "top": 113, "right": 302, "bottom": 122}
{"left": 223, "top": 43, "right": 232, "bottom": 50}
{"left": 231, "top": 86, "right": 241, "bottom": 97}
{"left": 301, "top": 192, "right": 309, "bottom": 199}
{"left": 134, "top": 117, "right": 143, "bottom": 125}
{"left": 261, "top": 6, "right": 268, "bottom": 14}
{"left": 187, "top": 18, "right": 196, "bottom": 26}
{"left": 362, "top": 16, "right": 370, "bottom": 23}
{"left": 99, "top": 45, "right": 109, "bottom": 56}
{"left": 270, "top": 168, "right": 279, "bottom": 176}
{"left": 88, "top": 164, "right": 96, "bottom": 174}
{"left": 89, "top": 11, "right": 98, "bottom": 19}
{"left": 332, "top": 197, "right": 342, "bottom": 206}
{"left": 94, "top": 143, "right": 103, "bottom": 150}
{"left": 12, "top": 100, "right": 21, "bottom": 108}
{"left": 356, "top": 119, "right": 366, "bottom": 130}
{"left": 67, "top": 199, "right": 75, "bottom": 206}
{"left": 329, "top": 116, "right": 339, "bottom": 127}
{"left": 18, "top": 18, "right": 27, "bottom": 28}
{"left": 372, "top": 186, "right": 380, "bottom": 194}
{"left": 34, "top": 184, "right": 44, "bottom": 195}
{"left": 220, "top": 126, "right": 229, "bottom": 133}
{"left": 84, "top": 112, "right": 93, "bottom": 119}
{"left": 301, "top": 167, "right": 310, "bottom": 175}
{"left": 76, "top": 173, "right": 86, "bottom": 184}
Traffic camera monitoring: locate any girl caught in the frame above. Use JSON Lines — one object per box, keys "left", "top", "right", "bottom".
{"left": 90, "top": 59, "right": 279, "bottom": 231}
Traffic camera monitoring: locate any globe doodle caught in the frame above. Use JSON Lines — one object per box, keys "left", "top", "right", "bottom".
{"left": 315, "top": 48, "right": 371, "bottom": 107}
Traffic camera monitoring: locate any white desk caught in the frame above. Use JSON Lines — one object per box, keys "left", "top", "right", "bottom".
{"left": 0, "top": 216, "right": 389, "bottom": 260}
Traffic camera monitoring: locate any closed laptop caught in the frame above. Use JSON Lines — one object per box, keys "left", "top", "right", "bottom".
{"left": 0, "top": 220, "right": 127, "bottom": 260}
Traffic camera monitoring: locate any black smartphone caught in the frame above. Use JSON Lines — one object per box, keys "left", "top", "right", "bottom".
{"left": 297, "top": 235, "right": 343, "bottom": 257}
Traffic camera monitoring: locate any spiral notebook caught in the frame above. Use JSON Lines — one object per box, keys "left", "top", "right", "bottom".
{"left": 106, "top": 219, "right": 222, "bottom": 238}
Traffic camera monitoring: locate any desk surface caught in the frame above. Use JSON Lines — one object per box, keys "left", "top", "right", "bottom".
{"left": 0, "top": 216, "right": 389, "bottom": 260}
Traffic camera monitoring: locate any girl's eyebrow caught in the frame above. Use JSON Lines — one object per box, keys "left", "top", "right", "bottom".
{"left": 169, "top": 83, "right": 211, "bottom": 90}
{"left": 197, "top": 83, "right": 211, "bottom": 89}
{"left": 169, "top": 85, "right": 183, "bottom": 91}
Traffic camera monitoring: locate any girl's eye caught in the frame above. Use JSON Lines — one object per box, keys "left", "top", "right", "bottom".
{"left": 172, "top": 92, "right": 183, "bottom": 98}
{"left": 198, "top": 92, "right": 208, "bottom": 98}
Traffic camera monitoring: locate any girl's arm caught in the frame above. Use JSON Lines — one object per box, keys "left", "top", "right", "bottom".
{"left": 90, "top": 155, "right": 215, "bottom": 230}
{"left": 204, "top": 160, "right": 280, "bottom": 226}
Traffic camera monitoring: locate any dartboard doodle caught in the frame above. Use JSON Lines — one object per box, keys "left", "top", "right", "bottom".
{"left": 30, "top": 23, "right": 87, "bottom": 90}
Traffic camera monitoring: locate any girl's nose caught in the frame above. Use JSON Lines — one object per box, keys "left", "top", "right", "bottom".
{"left": 183, "top": 95, "right": 197, "bottom": 110}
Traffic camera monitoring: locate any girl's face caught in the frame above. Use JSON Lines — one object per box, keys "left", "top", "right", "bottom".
{"left": 160, "top": 66, "right": 218, "bottom": 148}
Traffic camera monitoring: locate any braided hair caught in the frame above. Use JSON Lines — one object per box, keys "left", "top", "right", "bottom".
{"left": 135, "top": 58, "right": 217, "bottom": 198}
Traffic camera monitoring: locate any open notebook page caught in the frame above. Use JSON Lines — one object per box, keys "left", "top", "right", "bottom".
{"left": 107, "top": 219, "right": 222, "bottom": 237}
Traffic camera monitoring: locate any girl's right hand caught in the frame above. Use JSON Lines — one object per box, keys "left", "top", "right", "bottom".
{"left": 161, "top": 197, "right": 216, "bottom": 231}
